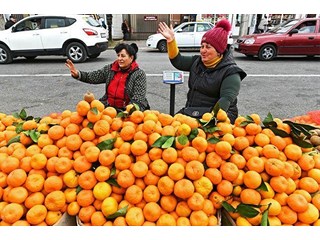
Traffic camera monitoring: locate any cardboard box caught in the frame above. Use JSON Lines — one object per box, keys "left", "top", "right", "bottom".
{"left": 53, "top": 212, "right": 77, "bottom": 226}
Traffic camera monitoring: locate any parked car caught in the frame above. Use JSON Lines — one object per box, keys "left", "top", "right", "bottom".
{"left": 0, "top": 14, "right": 108, "bottom": 64}
{"left": 146, "top": 21, "right": 220, "bottom": 52}
{"left": 234, "top": 18, "right": 320, "bottom": 60}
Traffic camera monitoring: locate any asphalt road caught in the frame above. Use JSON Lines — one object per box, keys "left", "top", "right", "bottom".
{"left": 0, "top": 41, "right": 319, "bottom": 121}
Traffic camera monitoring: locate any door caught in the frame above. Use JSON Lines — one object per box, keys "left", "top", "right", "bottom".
{"left": 194, "top": 23, "right": 213, "bottom": 47}
{"left": 175, "top": 23, "right": 196, "bottom": 47}
{"left": 8, "top": 18, "right": 43, "bottom": 50}
{"left": 279, "top": 20, "right": 319, "bottom": 55}
{"left": 40, "top": 17, "right": 70, "bottom": 49}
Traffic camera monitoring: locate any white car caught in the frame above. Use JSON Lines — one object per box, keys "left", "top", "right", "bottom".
{"left": 146, "top": 21, "right": 234, "bottom": 52}
{"left": 0, "top": 14, "right": 108, "bottom": 64}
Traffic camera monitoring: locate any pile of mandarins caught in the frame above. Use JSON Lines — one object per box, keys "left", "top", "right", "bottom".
{"left": 0, "top": 93, "right": 320, "bottom": 226}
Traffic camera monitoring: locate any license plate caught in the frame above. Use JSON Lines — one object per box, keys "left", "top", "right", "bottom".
{"left": 101, "top": 33, "right": 106, "bottom": 38}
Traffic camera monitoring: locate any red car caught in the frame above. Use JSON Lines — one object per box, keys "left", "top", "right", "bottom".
{"left": 234, "top": 18, "right": 320, "bottom": 60}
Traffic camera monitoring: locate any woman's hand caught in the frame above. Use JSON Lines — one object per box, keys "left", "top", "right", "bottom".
{"left": 65, "top": 59, "right": 79, "bottom": 78}
{"left": 158, "top": 22, "right": 175, "bottom": 42}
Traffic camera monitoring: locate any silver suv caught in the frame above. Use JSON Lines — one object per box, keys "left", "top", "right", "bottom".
{"left": 0, "top": 14, "right": 108, "bottom": 64}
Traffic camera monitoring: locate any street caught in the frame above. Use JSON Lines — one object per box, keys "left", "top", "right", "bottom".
{"left": 0, "top": 41, "right": 319, "bottom": 121}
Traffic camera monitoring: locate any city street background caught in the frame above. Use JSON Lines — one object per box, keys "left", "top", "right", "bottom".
{"left": 0, "top": 40, "right": 319, "bottom": 121}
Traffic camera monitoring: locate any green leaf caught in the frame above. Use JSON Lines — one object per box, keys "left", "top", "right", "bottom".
{"left": 128, "top": 103, "right": 140, "bottom": 115}
{"left": 107, "top": 178, "right": 120, "bottom": 188}
{"left": 207, "top": 136, "right": 220, "bottom": 144}
{"left": 236, "top": 203, "right": 260, "bottom": 218}
{"left": 90, "top": 107, "right": 99, "bottom": 115}
{"left": 188, "top": 128, "right": 199, "bottom": 141}
{"left": 110, "top": 167, "right": 116, "bottom": 177}
{"left": 117, "top": 111, "right": 129, "bottom": 118}
{"left": 261, "top": 210, "right": 269, "bottom": 226}
{"left": 106, "top": 205, "right": 128, "bottom": 220}
{"left": 29, "top": 130, "right": 40, "bottom": 143}
{"left": 12, "top": 112, "right": 20, "bottom": 119}
{"left": 87, "top": 122, "right": 94, "bottom": 129}
{"left": 292, "top": 137, "right": 313, "bottom": 148}
{"left": 15, "top": 122, "right": 24, "bottom": 134}
{"left": 212, "top": 102, "right": 220, "bottom": 118}
{"left": 34, "top": 117, "right": 41, "bottom": 123}
{"left": 221, "top": 201, "right": 236, "bottom": 213}
{"left": 151, "top": 136, "right": 172, "bottom": 148}
{"left": 97, "top": 138, "right": 116, "bottom": 151}
{"left": 177, "top": 135, "right": 188, "bottom": 146}
{"left": 256, "top": 181, "right": 268, "bottom": 191}
{"left": 262, "top": 113, "right": 279, "bottom": 128}
{"left": 25, "top": 116, "right": 34, "bottom": 121}
{"left": 283, "top": 120, "right": 320, "bottom": 132}
{"left": 19, "top": 109, "right": 27, "bottom": 120}
{"left": 76, "top": 186, "right": 82, "bottom": 194}
{"left": 269, "top": 126, "right": 290, "bottom": 137}
{"left": 7, "top": 135, "right": 20, "bottom": 146}
{"left": 161, "top": 136, "right": 175, "bottom": 148}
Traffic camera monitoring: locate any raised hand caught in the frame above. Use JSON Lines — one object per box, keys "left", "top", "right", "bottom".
{"left": 158, "top": 22, "right": 175, "bottom": 42}
{"left": 65, "top": 59, "right": 79, "bottom": 78}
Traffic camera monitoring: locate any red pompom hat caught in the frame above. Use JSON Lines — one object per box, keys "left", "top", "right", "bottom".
{"left": 201, "top": 19, "right": 232, "bottom": 53}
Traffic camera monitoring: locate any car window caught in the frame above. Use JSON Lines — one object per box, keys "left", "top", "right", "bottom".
{"left": 196, "top": 23, "right": 212, "bottom": 32}
{"left": 14, "top": 19, "right": 37, "bottom": 31}
{"left": 297, "top": 21, "right": 316, "bottom": 33}
{"left": 65, "top": 18, "right": 76, "bottom": 26}
{"left": 180, "top": 23, "right": 195, "bottom": 33}
{"left": 83, "top": 16, "right": 100, "bottom": 27}
{"left": 44, "top": 18, "right": 66, "bottom": 29}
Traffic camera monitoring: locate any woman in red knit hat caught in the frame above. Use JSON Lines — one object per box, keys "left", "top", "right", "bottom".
{"left": 158, "top": 19, "right": 247, "bottom": 123}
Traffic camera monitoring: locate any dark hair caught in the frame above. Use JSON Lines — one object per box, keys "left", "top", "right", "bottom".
{"left": 114, "top": 43, "right": 138, "bottom": 61}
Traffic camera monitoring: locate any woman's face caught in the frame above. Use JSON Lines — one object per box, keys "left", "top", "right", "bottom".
{"left": 117, "top": 49, "right": 133, "bottom": 69}
{"left": 200, "top": 42, "right": 220, "bottom": 64}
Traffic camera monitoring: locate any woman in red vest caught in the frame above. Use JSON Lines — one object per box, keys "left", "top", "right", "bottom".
{"left": 65, "top": 43, "right": 150, "bottom": 111}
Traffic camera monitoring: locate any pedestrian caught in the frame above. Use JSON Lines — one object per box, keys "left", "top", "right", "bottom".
{"left": 98, "top": 16, "right": 107, "bottom": 29}
{"left": 5, "top": 15, "right": 16, "bottom": 29}
{"left": 121, "top": 19, "right": 130, "bottom": 40}
{"left": 65, "top": 43, "right": 150, "bottom": 112}
{"left": 158, "top": 19, "right": 247, "bottom": 123}
{"left": 258, "top": 15, "right": 268, "bottom": 33}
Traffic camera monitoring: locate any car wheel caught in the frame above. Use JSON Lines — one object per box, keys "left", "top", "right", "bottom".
{"left": 66, "top": 42, "right": 87, "bottom": 63}
{"left": 258, "top": 44, "right": 276, "bottom": 61}
{"left": 88, "top": 53, "right": 100, "bottom": 58}
{"left": 158, "top": 40, "right": 167, "bottom": 52}
{"left": 0, "top": 44, "right": 13, "bottom": 64}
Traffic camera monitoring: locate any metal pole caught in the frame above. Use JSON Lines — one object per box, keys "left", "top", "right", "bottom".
{"left": 169, "top": 84, "right": 176, "bottom": 116}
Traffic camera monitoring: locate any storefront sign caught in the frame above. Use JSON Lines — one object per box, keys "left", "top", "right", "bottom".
{"left": 144, "top": 16, "right": 158, "bottom": 21}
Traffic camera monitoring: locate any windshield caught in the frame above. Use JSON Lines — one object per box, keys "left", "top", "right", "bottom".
{"left": 268, "top": 19, "right": 299, "bottom": 33}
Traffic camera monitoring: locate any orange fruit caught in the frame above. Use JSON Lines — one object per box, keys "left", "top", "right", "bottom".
{"left": 131, "top": 139, "right": 148, "bottom": 156}
{"left": 262, "top": 144, "right": 280, "bottom": 158}
{"left": 269, "top": 176, "right": 288, "bottom": 193}
{"left": 220, "top": 162, "right": 239, "bottom": 182}
{"left": 1, "top": 203, "right": 24, "bottom": 224}
{"left": 287, "top": 193, "right": 309, "bottom": 213}
{"left": 264, "top": 158, "right": 285, "bottom": 177}
{"left": 143, "top": 202, "right": 161, "bottom": 222}
{"left": 284, "top": 144, "right": 302, "bottom": 161}
{"left": 243, "top": 170, "right": 262, "bottom": 189}
{"left": 6, "top": 168, "right": 27, "bottom": 187}
{"left": 215, "top": 140, "right": 232, "bottom": 157}
{"left": 240, "top": 188, "right": 261, "bottom": 205}
{"left": 77, "top": 189, "right": 95, "bottom": 207}
{"left": 47, "top": 125, "right": 65, "bottom": 140}
{"left": 216, "top": 179, "right": 233, "bottom": 197}
{"left": 297, "top": 203, "right": 319, "bottom": 224}
{"left": 26, "top": 204, "right": 48, "bottom": 225}
{"left": 277, "top": 205, "right": 298, "bottom": 225}
{"left": 167, "top": 162, "right": 185, "bottom": 181}
{"left": 189, "top": 210, "right": 209, "bottom": 226}
{"left": 174, "top": 179, "right": 194, "bottom": 199}
{"left": 246, "top": 156, "right": 265, "bottom": 173}
{"left": 181, "top": 146, "right": 199, "bottom": 162}
{"left": 185, "top": 160, "right": 205, "bottom": 180}
{"left": 125, "top": 207, "right": 145, "bottom": 226}
{"left": 44, "top": 190, "right": 66, "bottom": 211}
{"left": 298, "top": 176, "right": 319, "bottom": 193}
{"left": 117, "top": 169, "right": 135, "bottom": 188}
{"left": 157, "top": 176, "right": 174, "bottom": 196}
